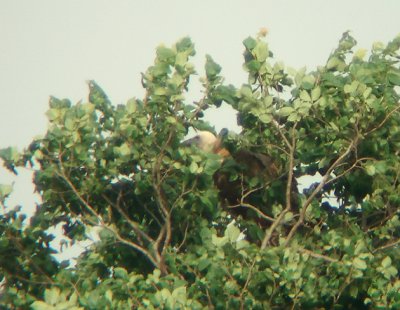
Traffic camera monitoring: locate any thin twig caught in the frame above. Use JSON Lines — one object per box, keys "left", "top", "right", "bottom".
{"left": 57, "top": 155, "right": 162, "bottom": 271}
{"left": 228, "top": 203, "right": 275, "bottom": 223}
{"left": 325, "top": 157, "right": 374, "bottom": 186}
{"left": 284, "top": 138, "right": 357, "bottom": 246}
{"left": 10, "top": 234, "right": 55, "bottom": 285}
{"left": 102, "top": 193, "right": 154, "bottom": 245}
{"left": 298, "top": 248, "right": 339, "bottom": 263}
{"left": 176, "top": 223, "right": 189, "bottom": 252}
{"left": 261, "top": 123, "right": 297, "bottom": 249}
{"left": 272, "top": 120, "right": 292, "bottom": 150}
{"left": 365, "top": 104, "right": 400, "bottom": 135}
{"left": 239, "top": 259, "right": 257, "bottom": 310}
{"left": 152, "top": 129, "right": 175, "bottom": 260}
{"left": 373, "top": 239, "right": 400, "bottom": 253}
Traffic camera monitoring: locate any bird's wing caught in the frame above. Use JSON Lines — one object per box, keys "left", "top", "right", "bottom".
{"left": 233, "top": 150, "right": 280, "bottom": 179}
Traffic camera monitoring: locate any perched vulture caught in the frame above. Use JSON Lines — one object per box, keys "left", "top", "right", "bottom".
{"left": 183, "top": 129, "right": 296, "bottom": 223}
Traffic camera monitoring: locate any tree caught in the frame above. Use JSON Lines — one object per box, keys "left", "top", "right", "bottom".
{"left": 0, "top": 31, "right": 400, "bottom": 309}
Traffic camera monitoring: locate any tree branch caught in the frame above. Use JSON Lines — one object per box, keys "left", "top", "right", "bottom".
{"left": 298, "top": 247, "right": 339, "bottom": 263}
{"left": 56, "top": 156, "right": 164, "bottom": 272}
{"left": 261, "top": 123, "right": 297, "bottom": 249}
{"left": 365, "top": 104, "right": 400, "bottom": 135}
{"left": 284, "top": 138, "right": 357, "bottom": 246}
{"left": 372, "top": 239, "right": 400, "bottom": 253}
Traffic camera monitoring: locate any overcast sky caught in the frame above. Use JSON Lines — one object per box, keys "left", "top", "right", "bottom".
{"left": 0, "top": 0, "right": 399, "bottom": 209}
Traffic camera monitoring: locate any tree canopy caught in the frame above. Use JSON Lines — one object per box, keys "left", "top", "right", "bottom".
{"left": 1, "top": 31, "right": 400, "bottom": 309}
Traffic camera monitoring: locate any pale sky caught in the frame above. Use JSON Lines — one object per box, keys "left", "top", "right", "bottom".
{"left": 0, "top": 0, "right": 399, "bottom": 210}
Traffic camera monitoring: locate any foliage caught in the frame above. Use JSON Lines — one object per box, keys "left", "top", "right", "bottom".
{"left": 1, "top": 32, "right": 400, "bottom": 309}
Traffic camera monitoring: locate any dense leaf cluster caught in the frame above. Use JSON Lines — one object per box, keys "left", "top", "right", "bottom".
{"left": 0, "top": 32, "right": 400, "bottom": 309}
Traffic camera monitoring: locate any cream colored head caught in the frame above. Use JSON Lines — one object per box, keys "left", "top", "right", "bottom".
{"left": 184, "top": 131, "right": 217, "bottom": 153}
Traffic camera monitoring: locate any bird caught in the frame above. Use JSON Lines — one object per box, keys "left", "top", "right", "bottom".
{"left": 183, "top": 129, "right": 293, "bottom": 222}
{"left": 181, "top": 130, "right": 230, "bottom": 158}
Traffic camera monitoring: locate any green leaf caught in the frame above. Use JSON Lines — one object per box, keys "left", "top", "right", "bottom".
{"left": 189, "top": 161, "right": 199, "bottom": 174}
{"left": 245, "top": 60, "right": 261, "bottom": 72}
{"left": 157, "top": 46, "right": 176, "bottom": 63}
{"left": 212, "top": 234, "right": 228, "bottom": 247}
{"left": 154, "top": 87, "right": 168, "bottom": 96}
{"left": 198, "top": 258, "right": 211, "bottom": 271}
{"left": 126, "top": 99, "right": 138, "bottom": 113}
{"left": 344, "top": 81, "right": 359, "bottom": 94}
{"left": 253, "top": 41, "right": 269, "bottom": 62}
{"left": 311, "top": 87, "right": 321, "bottom": 101}
{"left": 327, "top": 57, "right": 345, "bottom": 70}
{"left": 166, "top": 116, "right": 177, "bottom": 124}
{"left": 353, "top": 48, "right": 367, "bottom": 60}
{"left": 301, "top": 75, "right": 315, "bottom": 90}
{"left": 64, "top": 117, "right": 76, "bottom": 131}
{"left": 243, "top": 36, "right": 257, "bottom": 50}
{"left": 365, "top": 164, "right": 376, "bottom": 176}
{"left": 31, "top": 301, "right": 54, "bottom": 310}
{"left": 387, "top": 70, "right": 400, "bottom": 85}
{"left": 204, "top": 154, "right": 222, "bottom": 175}
{"left": 44, "top": 287, "right": 60, "bottom": 306}
{"left": 0, "top": 147, "right": 21, "bottom": 162}
{"left": 279, "top": 106, "right": 295, "bottom": 117}
{"left": 160, "top": 288, "right": 171, "bottom": 300}
{"left": 385, "top": 266, "right": 398, "bottom": 279}
{"left": 225, "top": 222, "right": 240, "bottom": 243}
{"left": 205, "top": 55, "right": 222, "bottom": 79}
{"left": 49, "top": 96, "right": 71, "bottom": 109}
{"left": 0, "top": 184, "right": 13, "bottom": 201}
{"left": 99, "top": 228, "right": 115, "bottom": 241}
{"left": 172, "top": 286, "right": 187, "bottom": 304}
{"left": 259, "top": 113, "right": 273, "bottom": 124}
{"left": 300, "top": 90, "right": 311, "bottom": 102}
{"left": 381, "top": 256, "right": 392, "bottom": 268}
{"left": 239, "top": 85, "right": 253, "bottom": 98}
{"left": 114, "top": 267, "right": 128, "bottom": 279}
{"left": 46, "top": 108, "right": 61, "bottom": 121}
{"left": 375, "top": 161, "right": 387, "bottom": 174}
{"left": 105, "top": 290, "right": 113, "bottom": 303}
{"left": 263, "top": 96, "right": 273, "bottom": 107}
{"left": 353, "top": 257, "right": 367, "bottom": 270}
{"left": 287, "top": 112, "right": 300, "bottom": 122}
{"left": 175, "top": 37, "right": 194, "bottom": 54}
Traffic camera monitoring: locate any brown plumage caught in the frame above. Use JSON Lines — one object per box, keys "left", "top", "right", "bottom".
{"left": 183, "top": 130, "right": 287, "bottom": 210}
{"left": 184, "top": 130, "right": 299, "bottom": 246}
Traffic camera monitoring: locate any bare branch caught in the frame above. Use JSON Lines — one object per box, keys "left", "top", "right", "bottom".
{"left": 365, "top": 104, "right": 400, "bottom": 135}
{"left": 102, "top": 193, "right": 155, "bottom": 245}
{"left": 56, "top": 155, "right": 164, "bottom": 272}
{"left": 228, "top": 203, "right": 275, "bottom": 223}
{"left": 325, "top": 156, "right": 374, "bottom": 186}
{"left": 299, "top": 247, "right": 339, "bottom": 263}
{"left": 373, "top": 239, "right": 400, "bottom": 253}
{"left": 176, "top": 223, "right": 190, "bottom": 252}
{"left": 8, "top": 233, "right": 55, "bottom": 285}
{"left": 152, "top": 129, "right": 176, "bottom": 259}
{"left": 272, "top": 120, "right": 292, "bottom": 150}
{"left": 261, "top": 123, "right": 297, "bottom": 249}
{"left": 284, "top": 138, "right": 357, "bottom": 246}
{"left": 239, "top": 259, "right": 257, "bottom": 310}
{"left": 57, "top": 170, "right": 103, "bottom": 224}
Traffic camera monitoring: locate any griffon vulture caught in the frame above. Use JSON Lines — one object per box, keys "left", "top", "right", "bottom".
{"left": 184, "top": 129, "right": 296, "bottom": 222}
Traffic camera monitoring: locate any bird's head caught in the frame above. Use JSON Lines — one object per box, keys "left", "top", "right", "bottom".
{"left": 182, "top": 131, "right": 219, "bottom": 153}
{"left": 182, "top": 129, "right": 231, "bottom": 159}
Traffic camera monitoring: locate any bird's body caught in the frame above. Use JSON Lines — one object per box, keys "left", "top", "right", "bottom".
{"left": 183, "top": 129, "right": 299, "bottom": 245}
{"left": 183, "top": 130, "right": 293, "bottom": 211}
